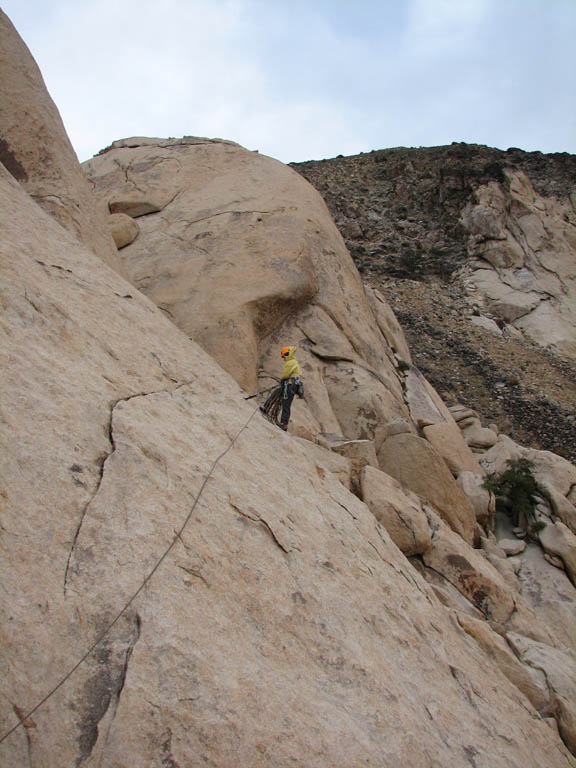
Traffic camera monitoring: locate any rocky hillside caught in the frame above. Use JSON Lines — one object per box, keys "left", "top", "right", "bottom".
{"left": 292, "top": 146, "right": 576, "bottom": 461}
{"left": 2, "top": 10, "right": 576, "bottom": 768}
{"left": 292, "top": 144, "right": 576, "bottom": 281}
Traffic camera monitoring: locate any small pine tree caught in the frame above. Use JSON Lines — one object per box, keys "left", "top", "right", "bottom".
{"left": 484, "top": 458, "right": 540, "bottom": 529}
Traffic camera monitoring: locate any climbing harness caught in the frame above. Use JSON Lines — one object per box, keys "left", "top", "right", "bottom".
{"left": 293, "top": 377, "right": 304, "bottom": 399}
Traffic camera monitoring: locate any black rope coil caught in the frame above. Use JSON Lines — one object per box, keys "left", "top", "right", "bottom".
{"left": 259, "top": 384, "right": 284, "bottom": 426}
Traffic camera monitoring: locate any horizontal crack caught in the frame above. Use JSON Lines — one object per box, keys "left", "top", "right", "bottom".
{"left": 183, "top": 209, "right": 281, "bottom": 227}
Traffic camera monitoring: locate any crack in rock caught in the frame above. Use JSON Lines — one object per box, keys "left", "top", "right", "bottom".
{"left": 63, "top": 385, "right": 193, "bottom": 594}
{"left": 183, "top": 208, "right": 282, "bottom": 227}
{"left": 229, "top": 501, "right": 292, "bottom": 554}
{"left": 35, "top": 259, "right": 73, "bottom": 275}
{"left": 76, "top": 611, "right": 141, "bottom": 767}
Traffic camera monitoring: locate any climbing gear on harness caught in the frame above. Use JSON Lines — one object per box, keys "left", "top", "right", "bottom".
{"left": 281, "top": 377, "right": 304, "bottom": 398}
{"left": 294, "top": 377, "right": 304, "bottom": 399}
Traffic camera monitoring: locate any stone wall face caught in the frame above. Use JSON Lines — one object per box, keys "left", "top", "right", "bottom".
{"left": 0, "top": 10, "right": 123, "bottom": 274}
{"left": 2, "top": 160, "right": 576, "bottom": 768}
{"left": 83, "top": 137, "right": 410, "bottom": 441}
{"left": 2, "top": 11, "right": 576, "bottom": 767}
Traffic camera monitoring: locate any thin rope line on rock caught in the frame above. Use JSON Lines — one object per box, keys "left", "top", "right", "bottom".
{"left": 0, "top": 404, "right": 260, "bottom": 746}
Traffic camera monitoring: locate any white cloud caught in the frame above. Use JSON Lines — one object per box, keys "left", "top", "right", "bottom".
{"left": 406, "top": 0, "right": 489, "bottom": 52}
{"left": 3, "top": 0, "right": 575, "bottom": 163}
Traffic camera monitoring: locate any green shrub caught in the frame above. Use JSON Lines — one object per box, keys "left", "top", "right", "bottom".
{"left": 484, "top": 458, "right": 540, "bottom": 527}
{"left": 396, "top": 358, "right": 411, "bottom": 373}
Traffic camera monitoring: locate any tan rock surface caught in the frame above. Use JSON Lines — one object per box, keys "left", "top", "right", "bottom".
{"left": 405, "top": 366, "right": 456, "bottom": 426}
{"left": 83, "top": 137, "right": 406, "bottom": 425}
{"left": 461, "top": 169, "right": 576, "bottom": 360}
{"left": 507, "top": 633, "right": 576, "bottom": 755}
{"left": 538, "top": 522, "right": 576, "bottom": 585}
{"left": 481, "top": 546, "right": 521, "bottom": 592}
{"left": 360, "top": 466, "right": 432, "bottom": 555}
{"left": 539, "top": 481, "right": 576, "bottom": 535}
{"left": 323, "top": 360, "right": 409, "bottom": 440}
{"left": 107, "top": 212, "right": 139, "bottom": 248}
{"left": 461, "top": 418, "right": 499, "bottom": 450}
{"left": 422, "top": 514, "right": 516, "bottom": 626}
{"left": 330, "top": 438, "right": 379, "bottom": 471}
{"left": 365, "top": 285, "right": 412, "bottom": 363}
{"left": 293, "top": 438, "right": 352, "bottom": 489}
{"left": 457, "top": 614, "right": 550, "bottom": 713}
{"left": 517, "top": 543, "right": 576, "bottom": 656}
{"left": 373, "top": 419, "right": 414, "bottom": 453}
{"left": 378, "top": 433, "right": 476, "bottom": 544}
{"left": 85, "top": 138, "right": 319, "bottom": 393}
{"left": 2, "top": 162, "right": 576, "bottom": 766}
{"left": 423, "top": 421, "right": 484, "bottom": 476}
{"left": 0, "top": 10, "right": 122, "bottom": 274}
{"left": 457, "top": 471, "right": 495, "bottom": 525}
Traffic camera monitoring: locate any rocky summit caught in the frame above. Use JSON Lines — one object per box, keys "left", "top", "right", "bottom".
{"left": 1, "top": 10, "right": 576, "bottom": 768}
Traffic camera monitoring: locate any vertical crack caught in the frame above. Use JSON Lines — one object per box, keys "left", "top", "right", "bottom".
{"left": 76, "top": 612, "right": 141, "bottom": 766}
{"left": 63, "top": 385, "right": 193, "bottom": 594}
{"left": 63, "top": 409, "right": 117, "bottom": 596}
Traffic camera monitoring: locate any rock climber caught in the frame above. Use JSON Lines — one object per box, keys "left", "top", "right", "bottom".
{"left": 279, "top": 346, "right": 303, "bottom": 431}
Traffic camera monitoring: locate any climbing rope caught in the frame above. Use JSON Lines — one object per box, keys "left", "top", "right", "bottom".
{"left": 0, "top": 403, "right": 261, "bottom": 746}
{"left": 259, "top": 384, "right": 284, "bottom": 427}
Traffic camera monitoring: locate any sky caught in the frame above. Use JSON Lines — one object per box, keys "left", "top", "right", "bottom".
{"left": 3, "top": 0, "right": 576, "bottom": 164}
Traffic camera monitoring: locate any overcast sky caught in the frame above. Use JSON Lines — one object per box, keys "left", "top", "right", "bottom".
{"left": 3, "top": 0, "right": 575, "bottom": 164}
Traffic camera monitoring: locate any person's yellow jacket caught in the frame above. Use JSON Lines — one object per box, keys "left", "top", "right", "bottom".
{"left": 281, "top": 346, "right": 302, "bottom": 380}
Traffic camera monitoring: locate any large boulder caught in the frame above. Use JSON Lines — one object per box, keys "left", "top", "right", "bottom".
{"left": 0, "top": 10, "right": 122, "bottom": 273}
{"left": 107, "top": 212, "right": 139, "bottom": 248}
{"left": 422, "top": 421, "right": 484, "bottom": 476}
{"left": 83, "top": 136, "right": 408, "bottom": 440}
{"left": 360, "top": 466, "right": 432, "bottom": 555}
{"left": 538, "top": 522, "right": 576, "bottom": 585}
{"left": 4, "top": 165, "right": 575, "bottom": 766}
{"left": 378, "top": 433, "right": 477, "bottom": 544}
{"left": 457, "top": 614, "right": 550, "bottom": 713}
{"left": 517, "top": 543, "right": 576, "bottom": 656}
{"left": 404, "top": 366, "right": 456, "bottom": 426}
{"left": 323, "top": 361, "right": 409, "bottom": 440}
{"left": 364, "top": 285, "right": 412, "bottom": 363}
{"left": 457, "top": 471, "right": 495, "bottom": 525}
{"left": 460, "top": 419, "right": 499, "bottom": 451}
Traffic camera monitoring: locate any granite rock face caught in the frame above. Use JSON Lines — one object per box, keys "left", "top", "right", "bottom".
{"left": 378, "top": 433, "right": 476, "bottom": 544}
{"left": 460, "top": 169, "right": 576, "bottom": 360}
{"left": 2, "top": 13, "right": 576, "bottom": 767}
{"left": 360, "top": 466, "right": 432, "bottom": 555}
{"left": 4, "top": 165, "right": 576, "bottom": 767}
{"left": 0, "top": 10, "right": 122, "bottom": 274}
{"left": 83, "top": 137, "right": 412, "bottom": 443}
